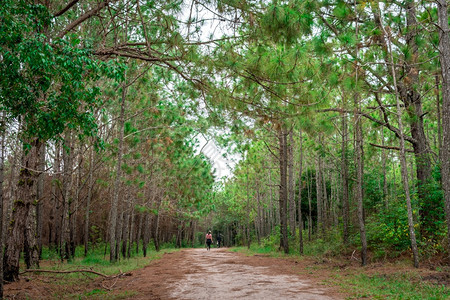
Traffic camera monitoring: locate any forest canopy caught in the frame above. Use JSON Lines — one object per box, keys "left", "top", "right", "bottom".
{"left": 0, "top": 0, "right": 449, "bottom": 296}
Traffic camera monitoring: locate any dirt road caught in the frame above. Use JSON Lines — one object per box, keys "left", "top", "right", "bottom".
{"left": 112, "top": 248, "right": 341, "bottom": 299}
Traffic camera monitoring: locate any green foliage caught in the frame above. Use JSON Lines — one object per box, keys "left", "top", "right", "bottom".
{"left": 0, "top": 0, "right": 124, "bottom": 143}
{"left": 366, "top": 203, "right": 412, "bottom": 255}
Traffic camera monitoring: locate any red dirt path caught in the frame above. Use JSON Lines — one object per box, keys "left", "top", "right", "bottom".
{"left": 108, "top": 248, "right": 343, "bottom": 299}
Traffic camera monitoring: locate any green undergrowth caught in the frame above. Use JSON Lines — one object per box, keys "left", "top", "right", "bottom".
{"left": 23, "top": 244, "right": 178, "bottom": 299}
{"left": 327, "top": 271, "right": 450, "bottom": 300}
{"left": 37, "top": 244, "right": 179, "bottom": 277}
{"left": 229, "top": 243, "right": 450, "bottom": 299}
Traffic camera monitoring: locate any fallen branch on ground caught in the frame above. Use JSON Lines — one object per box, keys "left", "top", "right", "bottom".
{"left": 20, "top": 269, "right": 108, "bottom": 277}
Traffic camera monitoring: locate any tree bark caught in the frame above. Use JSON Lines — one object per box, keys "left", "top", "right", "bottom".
{"left": 84, "top": 145, "right": 94, "bottom": 256}
{"left": 341, "top": 108, "right": 350, "bottom": 243}
{"left": 298, "top": 131, "right": 304, "bottom": 254}
{"left": 0, "top": 117, "right": 5, "bottom": 297}
{"left": 316, "top": 156, "right": 324, "bottom": 237}
{"left": 382, "top": 19, "right": 420, "bottom": 267}
{"left": 4, "top": 139, "right": 41, "bottom": 281}
{"left": 109, "top": 83, "right": 127, "bottom": 262}
{"left": 288, "top": 130, "right": 296, "bottom": 237}
{"left": 36, "top": 143, "right": 45, "bottom": 258}
{"left": 61, "top": 133, "right": 74, "bottom": 260}
{"left": 436, "top": 0, "right": 450, "bottom": 255}
{"left": 278, "top": 127, "right": 289, "bottom": 254}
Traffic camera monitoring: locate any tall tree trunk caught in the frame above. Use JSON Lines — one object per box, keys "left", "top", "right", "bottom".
{"left": 372, "top": 0, "right": 433, "bottom": 235}
{"left": 298, "top": 131, "right": 304, "bottom": 254}
{"left": 61, "top": 133, "right": 74, "bottom": 260}
{"left": 436, "top": 0, "right": 450, "bottom": 255}
{"left": 288, "top": 130, "right": 296, "bottom": 237}
{"left": 278, "top": 128, "right": 289, "bottom": 254}
{"left": 70, "top": 145, "right": 82, "bottom": 257}
{"left": 383, "top": 20, "right": 420, "bottom": 267}
{"left": 109, "top": 83, "right": 127, "bottom": 262}
{"left": 354, "top": 8, "right": 367, "bottom": 265}
{"left": 341, "top": 108, "right": 350, "bottom": 243}
{"left": 381, "top": 110, "right": 388, "bottom": 209}
{"left": 316, "top": 156, "right": 324, "bottom": 237}
{"left": 136, "top": 213, "right": 142, "bottom": 254}
{"left": 436, "top": 75, "right": 442, "bottom": 161}
{"left": 49, "top": 143, "right": 60, "bottom": 250}
{"left": 246, "top": 164, "right": 251, "bottom": 249}
{"left": 84, "top": 145, "right": 94, "bottom": 256}
{"left": 0, "top": 117, "right": 5, "bottom": 297}
{"left": 142, "top": 214, "right": 150, "bottom": 257}
{"left": 402, "top": 1, "right": 433, "bottom": 235}
{"left": 307, "top": 167, "right": 312, "bottom": 241}
{"left": 36, "top": 143, "right": 45, "bottom": 258}
{"left": 4, "top": 139, "right": 41, "bottom": 281}
{"left": 153, "top": 197, "right": 161, "bottom": 252}
{"left": 128, "top": 198, "right": 135, "bottom": 258}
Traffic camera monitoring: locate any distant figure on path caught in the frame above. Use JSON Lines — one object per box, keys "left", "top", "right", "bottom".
{"left": 216, "top": 233, "right": 222, "bottom": 248}
{"left": 205, "top": 231, "right": 213, "bottom": 251}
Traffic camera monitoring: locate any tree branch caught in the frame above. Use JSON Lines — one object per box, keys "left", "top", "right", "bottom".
{"left": 54, "top": 0, "right": 80, "bottom": 17}
{"left": 369, "top": 143, "right": 414, "bottom": 153}
{"left": 57, "top": 1, "right": 110, "bottom": 38}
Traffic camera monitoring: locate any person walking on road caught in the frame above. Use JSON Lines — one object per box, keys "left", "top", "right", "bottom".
{"left": 205, "top": 231, "right": 213, "bottom": 251}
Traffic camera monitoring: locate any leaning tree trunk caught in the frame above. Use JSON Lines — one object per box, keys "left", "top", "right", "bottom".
{"left": 278, "top": 127, "right": 289, "bottom": 254}
{"left": 4, "top": 139, "right": 41, "bottom": 282}
{"left": 109, "top": 83, "right": 127, "bottom": 262}
{"left": 436, "top": 0, "right": 450, "bottom": 255}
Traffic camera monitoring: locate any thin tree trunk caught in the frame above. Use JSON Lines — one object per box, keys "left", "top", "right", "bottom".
{"left": 436, "top": 75, "right": 442, "bottom": 161}
{"left": 307, "top": 167, "right": 312, "bottom": 241}
{"left": 341, "top": 105, "right": 350, "bottom": 243}
{"left": 36, "top": 143, "right": 45, "bottom": 258}
{"left": 128, "top": 198, "right": 135, "bottom": 258}
{"left": 436, "top": 0, "right": 450, "bottom": 256}
{"left": 109, "top": 83, "right": 127, "bottom": 262}
{"left": 279, "top": 128, "right": 289, "bottom": 254}
{"left": 316, "top": 156, "right": 323, "bottom": 237}
{"left": 84, "top": 145, "right": 94, "bottom": 256}
{"left": 142, "top": 214, "right": 150, "bottom": 257}
{"left": 353, "top": 6, "right": 368, "bottom": 265}
{"left": 136, "top": 212, "right": 142, "bottom": 254}
{"left": 298, "top": 131, "right": 304, "bottom": 254}
{"left": 61, "top": 133, "right": 73, "bottom": 260}
{"left": 381, "top": 111, "right": 388, "bottom": 209}
{"left": 382, "top": 18, "right": 420, "bottom": 267}
{"left": 288, "top": 130, "right": 296, "bottom": 237}
{"left": 70, "top": 145, "right": 82, "bottom": 257}
{"left": 246, "top": 164, "right": 251, "bottom": 249}
{"left": 49, "top": 143, "right": 60, "bottom": 250}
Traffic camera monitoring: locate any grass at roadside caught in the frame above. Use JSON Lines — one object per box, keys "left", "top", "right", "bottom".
{"left": 327, "top": 271, "right": 449, "bottom": 300}
{"left": 18, "top": 244, "right": 179, "bottom": 299}
{"left": 229, "top": 244, "right": 450, "bottom": 300}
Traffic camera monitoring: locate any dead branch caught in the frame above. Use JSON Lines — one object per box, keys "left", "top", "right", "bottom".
{"left": 369, "top": 143, "right": 414, "bottom": 153}
{"left": 20, "top": 269, "right": 108, "bottom": 277}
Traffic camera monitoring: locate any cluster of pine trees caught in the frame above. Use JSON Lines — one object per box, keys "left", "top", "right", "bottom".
{"left": 0, "top": 0, "right": 449, "bottom": 298}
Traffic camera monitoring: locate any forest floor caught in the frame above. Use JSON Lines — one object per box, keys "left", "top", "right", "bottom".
{"left": 4, "top": 247, "right": 450, "bottom": 299}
